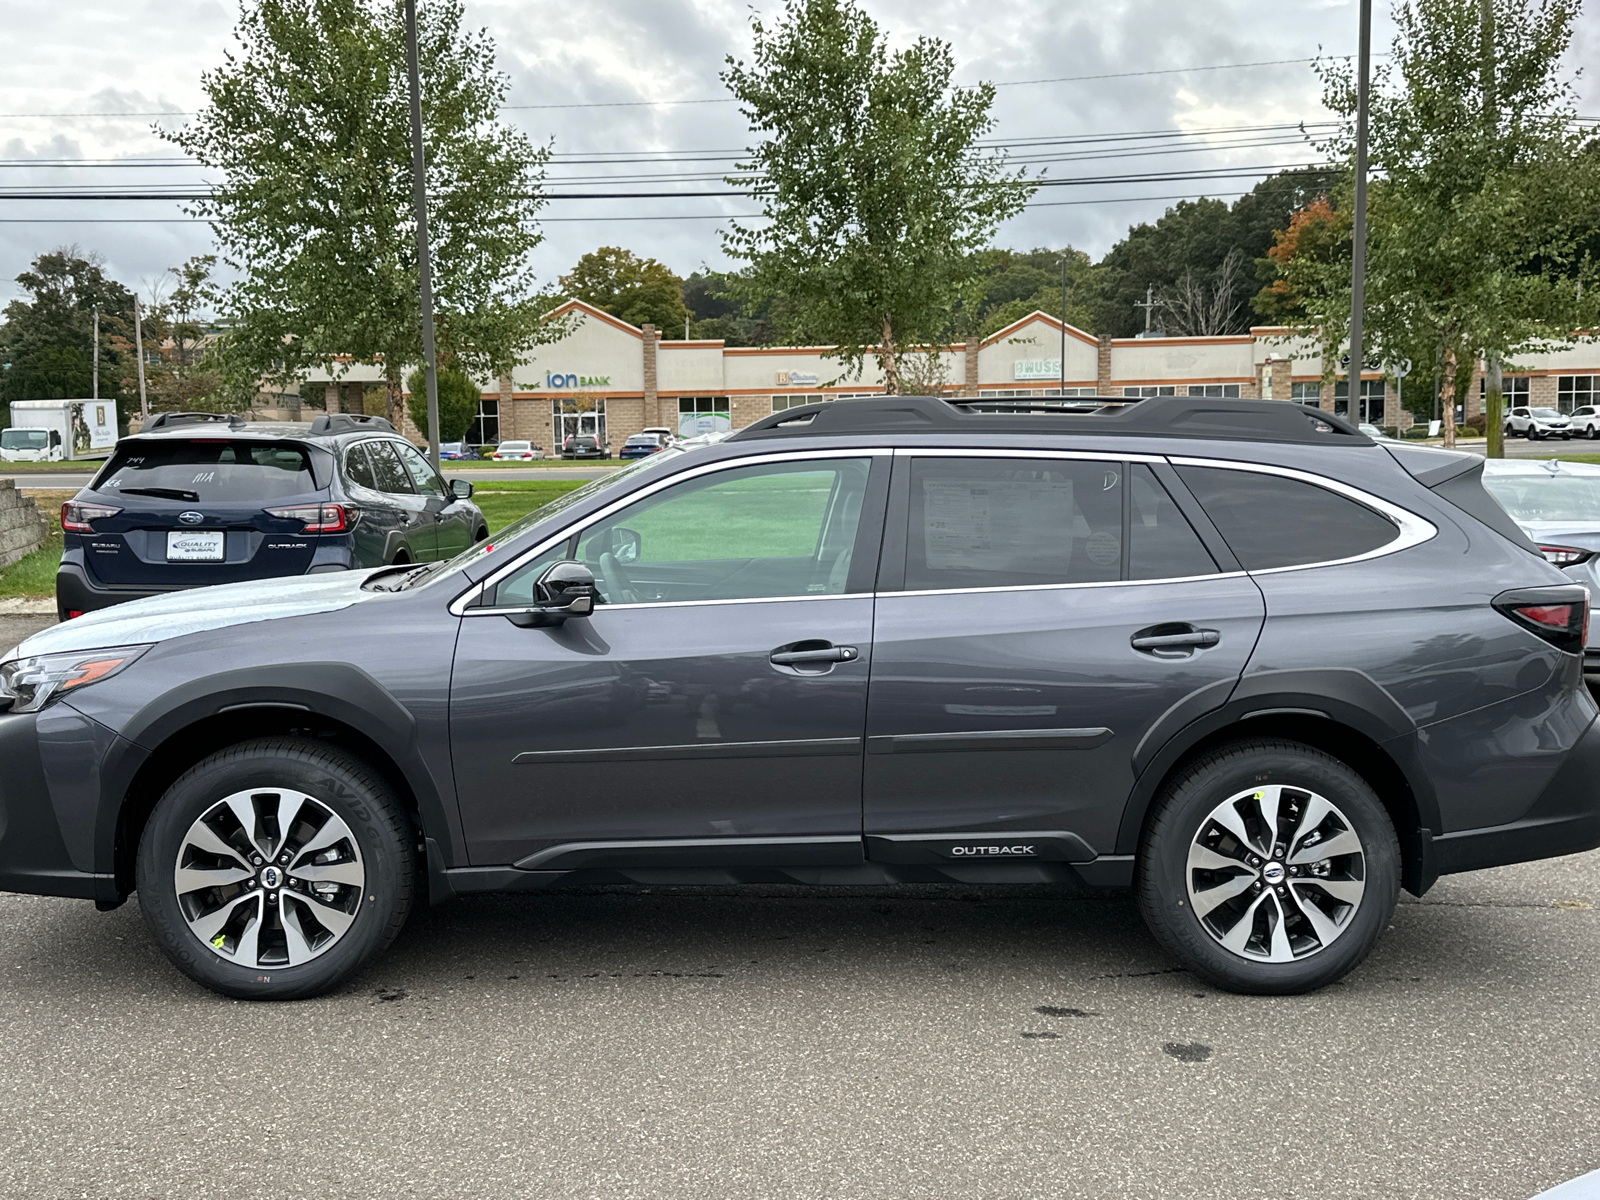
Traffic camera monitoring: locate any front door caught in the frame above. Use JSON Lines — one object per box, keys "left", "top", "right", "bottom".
{"left": 450, "top": 452, "right": 888, "bottom": 868}
{"left": 863, "top": 453, "right": 1265, "bottom": 864}
{"left": 364, "top": 440, "right": 437, "bottom": 560}
{"left": 392, "top": 440, "right": 471, "bottom": 558}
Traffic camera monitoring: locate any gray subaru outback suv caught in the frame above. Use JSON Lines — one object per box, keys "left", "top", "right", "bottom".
{"left": 1, "top": 396, "right": 1595, "bottom": 999}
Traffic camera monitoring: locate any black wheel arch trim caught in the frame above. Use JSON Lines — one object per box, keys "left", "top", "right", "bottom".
{"left": 95, "top": 662, "right": 463, "bottom": 883}
{"left": 1116, "top": 668, "right": 1441, "bottom": 894}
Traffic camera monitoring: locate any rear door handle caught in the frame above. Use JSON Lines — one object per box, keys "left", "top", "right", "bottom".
{"left": 1131, "top": 628, "right": 1220, "bottom": 653}
{"left": 770, "top": 645, "right": 859, "bottom": 665}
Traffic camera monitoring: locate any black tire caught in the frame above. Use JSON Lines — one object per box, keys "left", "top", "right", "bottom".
{"left": 1136, "top": 739, "right": 1399, "bottom": 995}
{"left": 136, "top": 738, "right": 415, "bottom": 1001}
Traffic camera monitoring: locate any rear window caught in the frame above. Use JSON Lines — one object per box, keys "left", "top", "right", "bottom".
{"left": 98, "top": 439, "right": 319, "bottom": 501}
{"left": 1176, "top": 464, "right": 1399, "bottom": 570}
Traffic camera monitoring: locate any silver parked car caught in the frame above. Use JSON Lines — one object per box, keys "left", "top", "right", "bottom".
{"left": 1505, "top": 406, "right": 1573, "bottom": 439}
{"left": 1482, "top": 458, "right": 1600, "bottom": 683}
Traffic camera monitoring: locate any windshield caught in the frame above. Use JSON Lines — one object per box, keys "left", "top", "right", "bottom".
{"left": 1483, "top": 473, "right": 1600, "bottom": 522}
{"left": 1531, "top": 408, "right": 1562, "bottom": 418}
{"left": 1, "top": 430, "right": 48, "bottom": 450}
{"left": 406, "top": 448, "right": 689, "bottom": 589}
{"left": 95, "top": 439, "right": 320, "bottom": 501}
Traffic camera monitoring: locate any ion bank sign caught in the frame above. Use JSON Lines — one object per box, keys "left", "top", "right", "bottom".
{"left": 543, "top": 372, "right": 610, "bottom": 389}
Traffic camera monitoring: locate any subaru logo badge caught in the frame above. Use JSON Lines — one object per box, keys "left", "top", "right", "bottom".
{"left": 260, "top": 866, "right": 282, "bottom": 889}
{"left": 178, "top": 511, "right": 204, "bottom": 525}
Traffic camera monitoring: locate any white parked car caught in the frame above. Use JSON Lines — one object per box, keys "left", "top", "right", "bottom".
{"left": 1505, "top": 405, "right": 1572, "bottom": 439}
{"left": 1568, "top": 405, "right": 1600, "bottom": 439}
{"left": 491, "top": 440, "right": 538, "bottom": 461}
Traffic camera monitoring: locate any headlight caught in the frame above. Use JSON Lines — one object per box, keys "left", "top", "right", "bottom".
{"left": 0, "top": 645, "right": 151, "bottom": 714}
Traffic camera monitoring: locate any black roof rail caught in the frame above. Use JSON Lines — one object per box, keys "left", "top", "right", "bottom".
{"left": 137, "top": 411, "right": 247, "bottom": 434}
{"left": 308, "top": 413, "right": 395, "bottom": 436}
{"left": 727, "top": 394, "right": 1371, "bottom": 446}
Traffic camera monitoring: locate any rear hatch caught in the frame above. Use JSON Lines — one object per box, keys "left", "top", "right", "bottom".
{"left": 77, "top": 437, "right": 330, "bottom": 589}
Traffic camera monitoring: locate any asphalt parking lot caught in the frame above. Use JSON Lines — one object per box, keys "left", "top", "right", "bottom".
{"left": 1, "top": 617, "right": 1597, "bottom": 1200}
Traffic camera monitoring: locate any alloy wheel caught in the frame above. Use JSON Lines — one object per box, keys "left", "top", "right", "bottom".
{"left": 172, "top": 787, "right": 366, "bottom": 969}
{"left": 1185, "top": 784, "right": 1367, "bottom": 962}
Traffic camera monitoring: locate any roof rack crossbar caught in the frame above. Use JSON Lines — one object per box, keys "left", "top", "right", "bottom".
{"left": 725, "top": 394, "right": 1369, "bottom": 446}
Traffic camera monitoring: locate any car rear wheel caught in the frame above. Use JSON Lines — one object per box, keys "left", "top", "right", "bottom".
{"left": 1137, "top": 739, "right": 1399, "bottom": 994}
{"left": 136, "top": 737, "right": 415, "bottom": 1000}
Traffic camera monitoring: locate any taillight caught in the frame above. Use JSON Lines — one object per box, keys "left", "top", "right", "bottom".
{"left": 61, "top": 501, "right": 121, "bottom": 532}
{"left": 1494, "top": 585, "right": 1589, "bottom": 653}
{"left": 1539, "top": 545, "right": 1594, "bottom": 567}
{"left": 265, "top": 502, "right": 350, "bottom": 532}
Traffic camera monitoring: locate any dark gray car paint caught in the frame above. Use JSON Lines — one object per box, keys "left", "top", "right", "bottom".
{"left": 4, "top": 423, "right": 1597, "bottom": 906}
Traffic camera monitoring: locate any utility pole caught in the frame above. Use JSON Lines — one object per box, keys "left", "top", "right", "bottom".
{"left": 1135, "top": 284, "right": 1159, "bottom": 335}
{"left": 1059, "top": 254, "right": 1069, "bottom": 398}
{"left": 1348, "top": 0, "right": 1372, "bottom": 425}
{"left": 91, "top": 306, "right": 99, "bottom": 402}
{"left": 1481, "top": 0, "right": 1504, "bottom": 459}
{"left": 133, "top": 297, "right": 149, "bottom": 421}
{"left": 404, "top": 0, "right": 442, "bottom": 470}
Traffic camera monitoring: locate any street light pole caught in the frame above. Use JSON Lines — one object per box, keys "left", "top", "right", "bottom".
{"left": 92, "top": 306, "right": 99, "bottom": 402}
{"left": 133, "top": 297, "right": 149, "bottom": 421}
{"left": 404, "top": 0, "right": 442, "bottom": 470}
{"left": 1059, "top": 254, "right": 1068, "bottom": 399}
{"left": 1348, "top": 0, "right": 1372, "bottom": 419}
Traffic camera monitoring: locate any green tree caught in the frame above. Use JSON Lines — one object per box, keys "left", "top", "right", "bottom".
{"left": 561, "top": 248, "right": 690, "bottom": 335}
{"left": 169, "top": 0, "right": 555, "bottom": 426}
{"left": 721, "top": 0, "right": 1032, "bottom": 391}
{"left": 405, "top": 363, "right": 480, "bottom": 442}
{"left": 970, "top": 247, "right": 1098, "bottom": 337}
{"left": 140, "top": 255, "right": 232, "bottom": 413}
{"left": 1093, "top": 170, "right": 1343, "bottom": 336}
{"left": 1291, "top": 0, "right": 1600, "bottom": 448}
{"left": 0, "top": 248, "right": 134, "bottom": 412}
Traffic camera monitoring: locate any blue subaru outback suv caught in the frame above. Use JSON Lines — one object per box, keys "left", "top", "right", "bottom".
{"left": 56, "top": 411, "right": 489, "bottom": 620}
{"left": 4, "top": 396, "right": 1597, "bottom": 999}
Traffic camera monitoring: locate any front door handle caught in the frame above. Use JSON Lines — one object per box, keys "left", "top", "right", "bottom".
{"left": 1130, "top": 626, "right": 1220, "bottom": 656}
{"left": 770, "top": 645, "right": 859, "bottom": 665}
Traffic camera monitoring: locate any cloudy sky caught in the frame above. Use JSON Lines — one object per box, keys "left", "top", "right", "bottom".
{"left": 2, "top": 0, "right": 1597, "bottom": 310}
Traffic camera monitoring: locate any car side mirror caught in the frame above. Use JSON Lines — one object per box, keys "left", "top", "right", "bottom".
{"left": 450, "top": 478, "right": 474, "bottom": 500}
{"left": 506, "top": 560, "right": 597, "bottom": 627}
{"left": 609, "top": 526, "right": 641, "bottom": 564}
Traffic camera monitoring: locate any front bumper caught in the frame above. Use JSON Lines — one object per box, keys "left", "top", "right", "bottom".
{"left": 0, "top": 710, "right": 119, "bottom": 901}
{"left": 1432, "top": 712, "right": 1600, "bottom": 876}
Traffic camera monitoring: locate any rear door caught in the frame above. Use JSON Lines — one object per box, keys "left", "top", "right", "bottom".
{"left": 862, "top": 451, "right": 1265, "bottom": 865}
{"left": 79, "top": 437, "right": 324, "bottom": 588}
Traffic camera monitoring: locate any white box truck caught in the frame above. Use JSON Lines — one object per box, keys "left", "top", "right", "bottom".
{"left": 2, "top": 399, "right": 118, "bottom": 463}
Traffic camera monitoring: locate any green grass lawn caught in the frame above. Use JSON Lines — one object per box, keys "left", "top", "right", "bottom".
{"left": 446, "top": 459, "right": 623, "bottom": 470}
{"left": 0, "top": 535, "right": 62, "bottom": 600}
{"left": 471, "top": 481, "right": 585, "bottom": 534}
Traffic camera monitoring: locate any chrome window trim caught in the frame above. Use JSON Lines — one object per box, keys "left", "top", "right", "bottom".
{"left": 450, "top": 448, "right": 890, "bottom": 616}
{"left": 878, "top": 571, "right": 1251, "bottom": 600}
{"left": 1166, "top": 454, "right": 1437, "bottom": 573}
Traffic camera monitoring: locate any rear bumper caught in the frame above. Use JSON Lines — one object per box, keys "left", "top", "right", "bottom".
{"left": 1432, "top": 713, "right": 1600, "bottom": 876}
{"left": 57, "top": 544, "right": 360, "bottom": 619}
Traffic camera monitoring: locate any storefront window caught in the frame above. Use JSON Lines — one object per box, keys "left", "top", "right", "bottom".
{"left": 1290, "top": 382, "right": 1323, "bottom": 406}
{"left": 1558, "top": 376, "right": 1596, "bottom": 414}
{"left": 552, "top": 398, "right": 606, "bottom": 447}
{"left": 1333, "top": 380, "right": 1386, "bottom": 423}
{"left": 679, "top": 396, "right": 731, "bottom": 437}
{"left": 466, "top": 398, "right": 499, "bottom": 447}
{"left": 977, "top": 387, "right": 1098, "bottom": 398}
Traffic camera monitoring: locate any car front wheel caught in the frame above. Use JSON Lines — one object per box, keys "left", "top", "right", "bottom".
{"left": 1137, "top": 739, "right": 1399, "bottom": 994}
{"left": 136, "top": 737, "right": 416, "bottom": 1000}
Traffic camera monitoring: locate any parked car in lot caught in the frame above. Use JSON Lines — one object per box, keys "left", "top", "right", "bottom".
{"left": 1568, "top": 406, "right": 1600, "bottom": 438}
{"left": 4, "top": 396, "right": 1597, "bottom": 1001}
{"left": 491, "top": 440, "right": 538, "bottom": 461}
{"left": 1481, "top": 458, "right": 1600, "bottom": 686}
{"left": 561, "top": 434, "right": 609, "bottom": 459}
{"left": 619, "top": 432, "right": 670, "bottom": 459}
{"left": 55, "top": 412, "right": 488, "bottom": 621}
{"left": 1505, "top": 406, "right": 1573, "bottom": 439}
{"left": 438, "top": 442, "right": 468, "bottom": 460}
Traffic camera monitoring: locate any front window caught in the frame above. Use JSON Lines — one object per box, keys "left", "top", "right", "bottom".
{"left": 1186, "top": 384, "right": 1241, "bottom": 398}
{"left": 1559, "top": 376, "right": 1597, "bottom": 414}
{"left": 1333, "top": 379, "right": 1386, "bottom": 423}
{"left": 1291, "top": 382, "right": 1323, "bottom": 406}
{"left": 1, "top": 430, "right": 48, "bottom": 450}
{"left": 488, "top": 456, "right": 872, "bottom": 607}
{"left": 679, "top": 396, "right": 731, "bottom": 437}
{"left": 1123, "top": 386, "right": 1177, "bottom": 399}
{"left": 95, "top": 439, "right": 319, "bottom": 501}
{"left": 466, "top": 398, "right": 499, "bottom": 447}
{"left": 1530, "top": 407, "right": 1562, "bottom": 419}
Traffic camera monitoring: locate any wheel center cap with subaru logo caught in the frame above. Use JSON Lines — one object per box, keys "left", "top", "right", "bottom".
{"left": 178, "top": 511, "right": 204, "bottom": 525}
{"left": 1262, "top": 861, "right": 1286, "bottom": 885}
{"left": 259, "top": 865, "right": 282, "bottom": 889}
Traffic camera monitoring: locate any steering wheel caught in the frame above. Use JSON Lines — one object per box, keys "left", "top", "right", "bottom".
{"left": 596, "top": 551, "right": 639, "bottom": 605}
